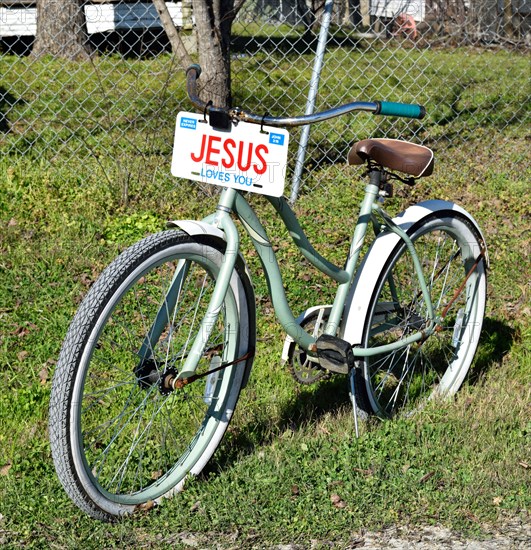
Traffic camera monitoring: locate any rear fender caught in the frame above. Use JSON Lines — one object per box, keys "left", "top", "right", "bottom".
{"left": 340, "top": 200, "right": 488, "bottom": 346}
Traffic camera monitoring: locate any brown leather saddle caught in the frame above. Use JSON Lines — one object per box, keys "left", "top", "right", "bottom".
{"left": 348, "top": 138, "right": 434, "bottom": 178}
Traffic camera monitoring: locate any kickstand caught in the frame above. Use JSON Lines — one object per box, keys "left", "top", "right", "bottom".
{"left": 348, "top": 368, "right": 360, "bottom": 439}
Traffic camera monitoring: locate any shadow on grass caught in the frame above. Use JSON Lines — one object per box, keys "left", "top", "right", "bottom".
{"left": 232, "top": 33, "right": 361, "bottom": 56}
{"left": 210, "top": 373, "right": 350, "bottom": 473}
{"left": 0, "top": 30, "right": 173, "bottom": 58}
{"left": 467, "top": 316, "right": 517, "bottom": 385}
{"left": 0, "top": 87, "right": 23, "bottom": 132}
{"left": 209, "top": 316, "right": 516, "bottom": 475}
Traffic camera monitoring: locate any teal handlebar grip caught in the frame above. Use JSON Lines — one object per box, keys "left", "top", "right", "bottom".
{"left": 375, "top": 101, "right": 426, "bottom": 119}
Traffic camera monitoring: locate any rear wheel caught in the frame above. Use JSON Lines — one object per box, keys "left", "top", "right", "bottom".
{"left": 49, "top": 231, "right": 253, "bottom": 520}
{"left": 361, "top": 212, "right": 487, "bottom": 418}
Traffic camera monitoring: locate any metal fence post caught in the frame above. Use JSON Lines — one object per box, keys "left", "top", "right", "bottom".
{"left": 289, "top": 0, "right": 334, "bottom": 204}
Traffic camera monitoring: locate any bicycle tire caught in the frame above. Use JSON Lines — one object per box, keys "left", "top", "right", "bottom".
{"left": 359, "top": 211, "right": 487, "bottom": 418}
{"left": 49, "top": 230, "right": 254, "bottom": 520}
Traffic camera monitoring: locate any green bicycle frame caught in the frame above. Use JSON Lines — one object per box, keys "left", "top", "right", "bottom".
{"left": 143, "top": 172, "right": 437, "bottom": 377}
{"left": 231, "top": 171, "right": 436, "bottom": 359}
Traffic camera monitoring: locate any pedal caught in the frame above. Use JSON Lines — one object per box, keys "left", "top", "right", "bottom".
{"left": 315, "top": 334, "right": 355, "bottom": 374}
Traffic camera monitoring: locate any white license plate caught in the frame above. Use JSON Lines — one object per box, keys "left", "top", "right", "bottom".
{"left": 171, "top": 112, "right": 290, "bottom": 197}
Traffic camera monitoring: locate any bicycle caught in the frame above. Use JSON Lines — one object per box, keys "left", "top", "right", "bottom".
{"left": 49, "top": 65, "right": 488, "bottom": 521}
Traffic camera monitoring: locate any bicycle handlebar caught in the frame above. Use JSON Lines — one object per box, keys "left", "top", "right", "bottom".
{"left": 185, "top": 65, "right": 426, "bottom": 128}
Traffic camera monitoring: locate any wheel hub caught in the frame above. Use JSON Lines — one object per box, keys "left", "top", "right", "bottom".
{"left": 134, "top": 357, "right": 160, "bottom": 389}
{"left": 159, "top": 367, "right": 178, "bottom": 395}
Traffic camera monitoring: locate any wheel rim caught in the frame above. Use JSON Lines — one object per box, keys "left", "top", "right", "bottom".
{"left": 364, "top": 221, "right": 485, "bottom": 418}
{"left": 71, "top": 247, "right": 240, "bottom": 505}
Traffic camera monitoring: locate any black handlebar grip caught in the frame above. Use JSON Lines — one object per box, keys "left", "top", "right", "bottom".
{"left": 186, "top": 64, "right": 202, "bottom": 78}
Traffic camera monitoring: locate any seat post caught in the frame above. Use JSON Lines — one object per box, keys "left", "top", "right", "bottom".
{"left": 369, "top": 167, "right": 383, "bottom": 189}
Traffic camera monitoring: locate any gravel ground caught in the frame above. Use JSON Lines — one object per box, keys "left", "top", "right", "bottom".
{"left": 160, "top": 516, "right": 530, "bottom": 549}
{"left": 346, "top": 519, "right": 531, "bottom": 549}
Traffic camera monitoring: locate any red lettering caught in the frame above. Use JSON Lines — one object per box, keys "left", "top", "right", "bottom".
{"left": 192, "top": 135, "right": 270, "bottom": 176}
{"left": 222, "top": 139, "right": 236, "bottom": 169}
{"left": 237, "top": 142, "right": 253, "bottom": 172}
{"left": 254, "top": 144, "right": 268, "bottom": 175}
{"left": 205, "top": 136, "right": 221, "bottom": 166}
{"left": 190, "top": 134, "right": 207, "bottom": 163}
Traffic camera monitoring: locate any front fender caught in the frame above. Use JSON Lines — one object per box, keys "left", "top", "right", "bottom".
{"left": 167, "top": 219, "right": 226, "bottom": 241}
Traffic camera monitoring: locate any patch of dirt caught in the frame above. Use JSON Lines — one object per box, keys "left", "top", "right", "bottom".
{"left": 349, "top": 518, "right": 530, "bottom": 549}
{"left": 162, "top": 517, "right": 530, "bottom": 549}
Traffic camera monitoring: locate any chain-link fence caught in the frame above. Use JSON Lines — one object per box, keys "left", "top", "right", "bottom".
{"left": 1, "top": 0, "right": 529, "bottom": 198}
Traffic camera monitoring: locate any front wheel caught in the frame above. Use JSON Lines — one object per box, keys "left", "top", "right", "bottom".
{"left": 361, "top": 212, "right": 487, "bottom": 418}
{"left": 49, "top": 231, "right": 254, "bottom": 520}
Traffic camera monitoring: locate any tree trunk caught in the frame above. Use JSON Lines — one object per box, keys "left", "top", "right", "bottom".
{"left": 152, "top": 0, "right": 244, "bottom": 108}
{"left": 192, "top": 0, "right": 236, "bottom": 108}
{"left": 502, "top": 0, "right": 514, "bottom": 37}
{"left": 32, "top": 0, "right": 92, "bottom": 60}
{"left": 152, "top": 0, "right": 194, "bottom": 67}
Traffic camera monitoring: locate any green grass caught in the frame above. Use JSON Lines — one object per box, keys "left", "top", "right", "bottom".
{"left": 0, "top": 46, "right": 530, "bottom": 547}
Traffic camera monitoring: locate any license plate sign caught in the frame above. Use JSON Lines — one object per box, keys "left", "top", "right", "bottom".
{"left": 171, "top": 112, "right": 290, "bottom": 197}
